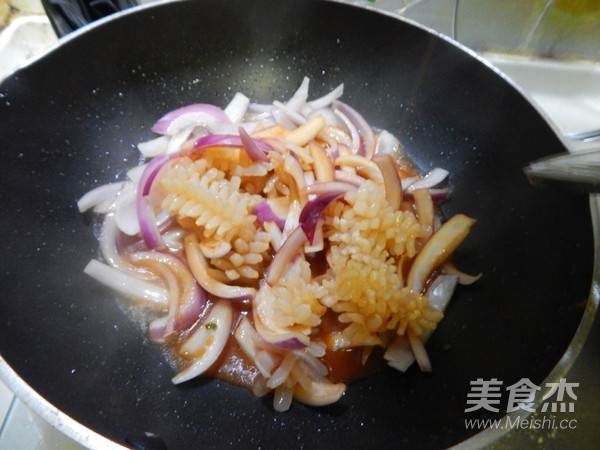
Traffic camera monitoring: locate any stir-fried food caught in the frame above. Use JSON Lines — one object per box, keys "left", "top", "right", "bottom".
{"left": 78, "top": 77, "right": 477, "bottom": 411}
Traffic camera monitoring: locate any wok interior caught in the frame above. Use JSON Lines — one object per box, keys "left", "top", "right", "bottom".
{"left": 0, "top": 0, "right": 594, "bottom": 448}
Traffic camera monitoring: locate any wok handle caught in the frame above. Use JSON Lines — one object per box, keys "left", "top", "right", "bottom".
{"left": 41, "top": 0, "right": 139, "bottom": 37}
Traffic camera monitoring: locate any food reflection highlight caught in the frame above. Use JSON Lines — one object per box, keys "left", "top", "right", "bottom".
{"left": 78, "top": 77, "right": 478, "bottom": 411}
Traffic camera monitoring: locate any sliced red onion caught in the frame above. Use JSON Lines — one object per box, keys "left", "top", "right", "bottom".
{"left": 334, "top": 109, "right": 361, "bottom": 154}
{"left": 84, "top": 259, "right": 168, "bottom": 306}
{"left": 273, "top": 337, "right": 307, "bottom": 350}
{"left": 406, "top": 168, "right": 449, "bottom": 192}
{"left": 152, "top": 104, "right": 231, "bottom": 135}
{"left": 299, "top": 191, "right": 345, "bottom": 243}
{"left": 304, "top": 180, "right": 358, "bottom": 196}
{"left": 265, "top": 226, "right": 308, "bottom": 286}
{"left": 172, "top": 299, "right": 233, "bottom": 384}
{"left": 131, "top": 251, "right": 207, "bottom": 334}
{"left": 333, "top": 100, "right": 375, "bottom": 159}
{"left": 191, "top": 133, "right": 272, "bottom": 162}
{"left": 193, "top": 133, "right": 241, "bottom": 149}
{"left": 136, "top": 154, "right": 175, "bottom": 248}
{"left": 77, "top": 182, "right": 126, "bottom": 213}
{"left": 429, "top": 188, "right": 450, "bottom": 202}
{"left": 252, "top": 201, "right": 286, "bottom": 230}
{"left": 238, "top": 127, "right": 270, "bottom": 162}
{"left": 139, "top": 154, "right": 174, "bottom": 196}
{"left": 136, "top": 197, "right": 163, "bottom": 249}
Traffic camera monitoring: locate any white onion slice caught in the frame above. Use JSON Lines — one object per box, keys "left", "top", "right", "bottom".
{"left": 77, "top": 182, "right": 125, "bottom": 213}
{"left": 234, "top": 316, "right": 263, "bottom": 360}
{"left": 273, "top": 100, "right": 306, "bottom": 126}
{"left": 407, "top": 168, "right": 449, "bottom": 192}
{"left": 113, "top": 184, "right": 139, "bottom": 236}
{"left": 407, "top": 332, "right": 432, "bottom": 372}
{"left": 304, "top": 83, "right": 344, "bottom": 112}
{"left": 84, "top": 259, "right": 168, "bottom": 306}
{"left": 138, "top": 135, "right": 169, "bottom": 158}
{"left": 285, "top": 76, "right": 310, "bottom": 112}
{"left": 172, "top": 299, "right": 233, "bottom": 384}
{"left": 375, "top": 129, "right": 400, "bottom": 155}
{"left": 224, "top": 92, "right": 250, "bottom": 123}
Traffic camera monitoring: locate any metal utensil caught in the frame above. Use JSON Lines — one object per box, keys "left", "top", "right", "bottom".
{"left": 524, "top": 147, "right": 600, "bottom": 193}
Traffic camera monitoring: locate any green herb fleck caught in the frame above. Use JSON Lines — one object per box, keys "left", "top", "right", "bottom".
{"left": 205, "top": 322, "right": 218, "bottom": 331}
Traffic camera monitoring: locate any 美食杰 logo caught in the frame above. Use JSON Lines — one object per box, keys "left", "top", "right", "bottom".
{"left": 463, "top": 378, "right": 579, "bottom": 431}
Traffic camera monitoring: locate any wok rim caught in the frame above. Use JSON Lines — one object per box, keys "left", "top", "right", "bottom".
{"left": 0, "top": 0, "right": 598, "bottom": 448}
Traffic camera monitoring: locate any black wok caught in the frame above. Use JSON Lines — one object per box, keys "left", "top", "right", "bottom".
{"left": 0, "top": 0, "right": 597, "bottom": 448}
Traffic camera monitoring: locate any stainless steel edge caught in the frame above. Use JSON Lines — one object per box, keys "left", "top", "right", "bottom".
{"left": 0, "top": 357, "right": 127, "bottom": 449}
